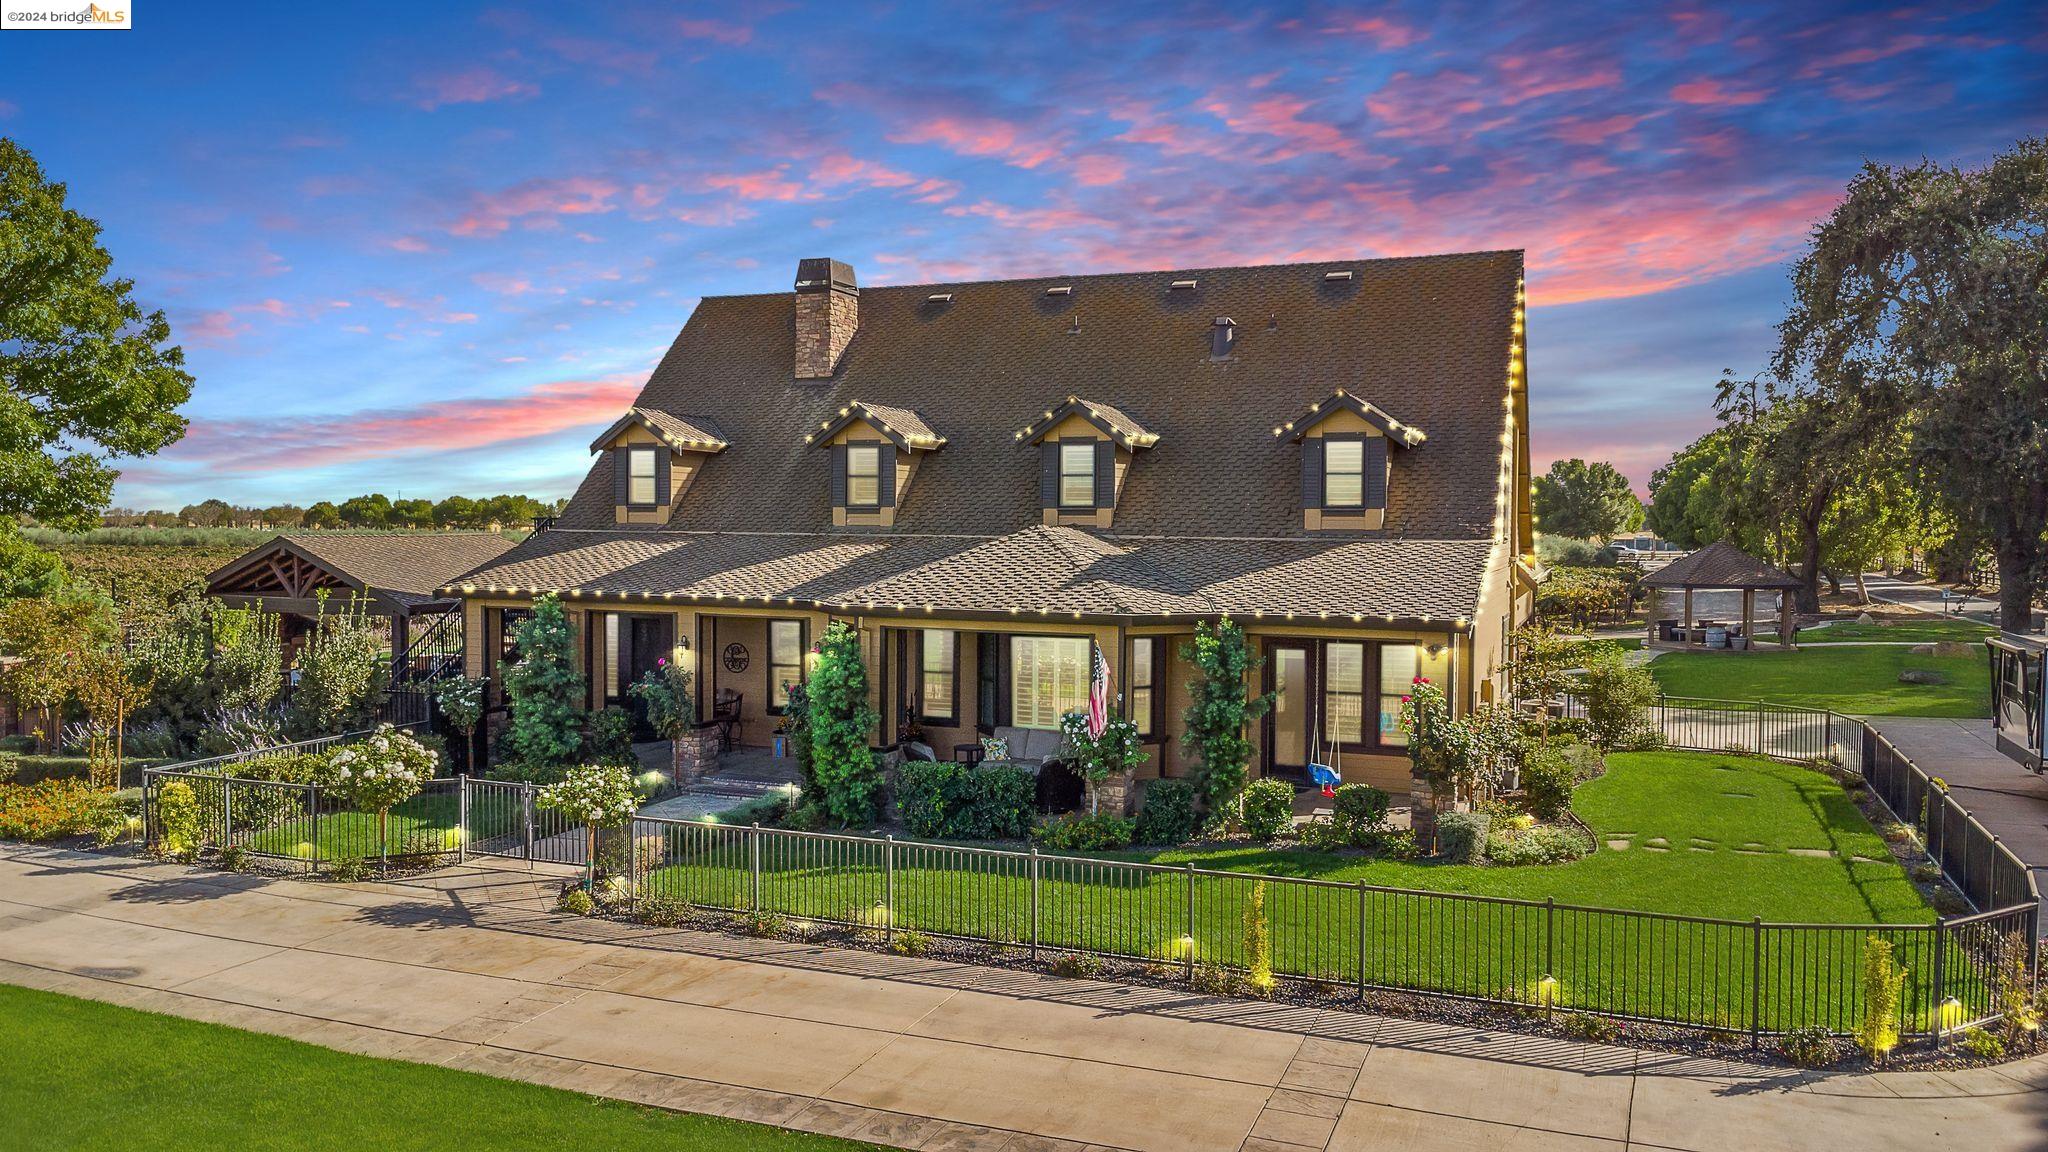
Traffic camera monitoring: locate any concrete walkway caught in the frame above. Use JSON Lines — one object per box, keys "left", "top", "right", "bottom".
{"left": 2, "top": 846, "right": 2044, "bottom": 1151}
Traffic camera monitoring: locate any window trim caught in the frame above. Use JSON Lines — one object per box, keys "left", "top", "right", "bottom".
{"left": 912, "top": 629, "right": 960, "bottom": 727}
{"left": 1057, "top": 440, "right": 1097, "bottom": 510}
{"left": 624, "top": 446, "right": 660, "bottom": 508}
{"left": 1129, "top": 636, "right": 1164, "bottom": 739}
{"left": 844, "top": 442, "right": 884, "bottom": 510}
{"left": 1321, "top": 434, "right": 1367, "bottom": 511}
{"left": 766, "top": 619, "right": 807, "bottom": 715}
{"left": 1009, "top": 633, "right": 1092, "bottom": 731}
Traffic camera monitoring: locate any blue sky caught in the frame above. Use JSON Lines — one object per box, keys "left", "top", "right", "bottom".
{"left": 3, "top": 1, "right": 2042, "bottom": 508}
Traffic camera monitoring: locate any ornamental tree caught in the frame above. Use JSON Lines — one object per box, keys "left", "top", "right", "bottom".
{"left": 430, "top": 675, "right": 488, "bottom": 774}
{"left": 0, "top": 591, "right": 116, "bottom": 753}
{"left": 537, "top": 762, "right": 639, "bottom": 890}
{"left": 326, "top": 724, "right": 435, "bottom": 861}
{"left": 502, "top": 593, "right": 586, "bottom": 777}
{"left": 288, "top": 592, "right": 388, "bottom": 738}
{"left": 1179, "top": 615, "right": 1274, "bottom": 813}
{"left": 628, "top": 657, "right": 696, "bottom": 779}
{"left": 1059, "top": 708, "right": 1147, "bottom": 815}
{"left": 1532, "top": 459, "right": 1644, "bottom": 540}
{"left": 808, "top": 620, "right": 879, "bottom": 825}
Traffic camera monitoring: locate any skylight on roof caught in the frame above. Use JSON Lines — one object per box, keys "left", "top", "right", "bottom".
{"left": 1044, "top": 285, "right": 1072, "bottom": 296}
{"left": 1324, "top": 270, "right": 1354, "bottom": 281}
{"left": 1170, "top": 279, "right": 1198, "bottom": 290}
{"left": 926, "top": 292, "right": 954, "bottom": 303}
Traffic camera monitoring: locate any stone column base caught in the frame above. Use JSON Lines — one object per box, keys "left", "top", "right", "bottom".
{"left": 673, "top": 726, "right": 722, "bottom": 785}
{"left": 1089, "top": 770, "right": 1134, "bottom": 817}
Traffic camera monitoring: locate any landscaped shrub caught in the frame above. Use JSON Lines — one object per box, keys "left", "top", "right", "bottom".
{"left": 1189, "top": 961, "right": 1233, "bottom": 995}
{"left": 1295, "top": 818, "right": 1349, "bottom": 852}
{"left": 889, "top": 929, "right": 932, "bottom": 957}
{"left": 1576, "top": 647, "right": 1661, "bottom": 751}
{"left": 1181, "top": 615, "right": 1274, "bottom": 812}
{"left": 1240, "top": 778, "right": 1295, "bottom": 842}
{"left": 1557, "top": 1012, "right": 1619, "bottom": 1042}
{"left": 1330, "top": 784, "right": 1390, "bottom": 845}
{"left": 1243, "top": 881, "right": 1274, "bottom": 998}
{"left": 556, "top": 887, "right": 595, "bottom": 916}
{"left": 0, "top": 779, "right": 124, "bottom": 843}
{"left": 635, "top": 897, "right": 686, "bottom": 927}
{"left": 1059, "top": 708, "right": 1147, "bottom": 815}
{"left": 149, "top": 778, "right": 198, "bottom": 856}
{"left": 502, "top": 594, "right": 588, "bottom": 775}
{"left": 217, "top": 844, "right": 251, "bottom": 872}
{"left": 1048, "top": 951, "right": 1103, "bottom": 979}
{"left": 536, "top": 763, "right": 639, "bottom": 889}
{"left": 1777, "top": 1025, "right": 1840, "bottom": 1068}
{"left": 895, "top": 761, "right": 1034, "bottom": 840}
{"left": 582, "top": 706, "right": 635, "bottom": 767}
{"left": 327, "top": 855, "right": 369, "bottom": 882}
{"left": 1991, "top": 932, "right": 2040, "bottom": 1038}
{"left": 810, "top": 621, "right": 881, "bottom": 825}
{"left": 1436, "top": 811, "right": 1491, "bottom": 863}
{"left": 1375, "top": 828, "right": 1419, "bottom": 860}
{"left": 743, "top": 910, "right": 787, "bottom": 937}
{"left": 288, "top": 592, "right": 388, "bottom": 739}
{"left": 1030, "top": 812, "right": 1135, "bottom": 851}
{"left": 715, "top": 790, "right": 794, "bottom": 828}
{"left": 1959, "top": 1027, "right": 2006, "bottom": 1059}
{"left": 1857, "top": 935, "right": 1906, "bottom": 1061}
{"left": 1485, "top": 825, "right": 1595, "bottom": 866}
{"left": 327, "top": 725, "right": 435, "bottom": 857}
{"left": 1132, "top": 779, "right": 1199, "bottom": 846}
{"left": 1520, "top": 744, "right": 1579, "bottom": 821}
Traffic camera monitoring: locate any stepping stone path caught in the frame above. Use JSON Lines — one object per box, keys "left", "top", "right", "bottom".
{"left": 1786, "top": 847, "right": 1836, "bottom": 858}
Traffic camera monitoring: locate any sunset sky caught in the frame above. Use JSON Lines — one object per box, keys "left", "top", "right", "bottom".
{"left": 5, "top": 2, "right": 2043, "bottom": 509}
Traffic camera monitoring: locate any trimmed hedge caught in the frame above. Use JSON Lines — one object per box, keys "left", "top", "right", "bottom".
{"left": 1132, "top": 779, "right": 1198, "bottom": 845}
{"left": 895, "top": 760, "right": 1035, "bottom": 841}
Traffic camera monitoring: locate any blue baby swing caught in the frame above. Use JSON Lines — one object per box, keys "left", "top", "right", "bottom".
{"left": 1306, "top": 705, "right": 1341, "bottom": 798}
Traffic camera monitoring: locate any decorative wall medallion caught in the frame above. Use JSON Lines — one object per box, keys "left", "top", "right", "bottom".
{"left": 722, "top": 643, "right": 751, "bottom": 673}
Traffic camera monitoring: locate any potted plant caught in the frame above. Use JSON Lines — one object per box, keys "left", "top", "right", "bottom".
{"left": 1059, "top": 708, "right": 1148, "bottom": 816}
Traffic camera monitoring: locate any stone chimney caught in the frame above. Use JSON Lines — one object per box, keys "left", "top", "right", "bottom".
{"left": 794, "top": 257, "right": 858, "bottom": 379}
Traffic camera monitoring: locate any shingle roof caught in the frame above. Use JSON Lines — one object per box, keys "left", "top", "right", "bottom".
{"left": 1640, "top": 540, "right": 1802, "bottom": 590}
{"left": 1019, "top": 396, "right": 1160, "bottom": 450}
{"left": 556, "top": 250, "right": 1521, "bottom": 539}
{"left": 207, "top": 532, "right": 519, "bottom": 609}
{"left": 445, "top": 527, "right": 1494, "bottom": 623}
{"left": 1280, "top": 389, "right": 1427, "bottom": 446}
{"left": 589, "top": 407, "right": 729, "bottom": 453}
{"left": 805, "top": 400, "right": 946, "bottom": 450}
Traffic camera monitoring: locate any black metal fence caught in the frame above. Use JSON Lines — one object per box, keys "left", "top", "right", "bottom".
{"left": 1552, "top": 692, "right": 1858, "bottom": 770}
{"left": 1861, "top": 727, "right": 2036, "bottom": 915}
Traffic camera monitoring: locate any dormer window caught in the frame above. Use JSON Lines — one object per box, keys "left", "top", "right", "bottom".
{"left": 1019, "top": 396, "right": 1158, "bottom": 528}
{"left": 1279, "top": 389, "right": 1423, "bottom": 532}
{"left": 808, "top": 400, "right": 945, "bottom": 527}
{"left": 846, "top": 443, "right": 884, "bottom": 509}
{"left": 1059, "top": 442, "right": 1097, "bottom": 509}
{"left": 589, "top": 407, "right": 729, "bottom": 525}
{"left": 624, "top": 447, "right": 659, "bottom": 507}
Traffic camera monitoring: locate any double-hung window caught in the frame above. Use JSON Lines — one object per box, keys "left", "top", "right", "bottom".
{"left": 846, "top": 444, "right": 883, "bottom": 508}
{"left": 1058, "top": 442, "right": 1096, "bottom": 508}
{"left": 1323, "top": 439, "right": 1364, "bottom": 509}
{"left": 626, "top": 447, "right": 659, "bottom": 506}
{"left": 1129, "top": 637, "right": 1161, "bottom": 737}
{"left": 1324, "top": 641, "right": 1366, "bottom": 745}
{"left": 918, "top": 630, "right": 958, "bottom": 725}
{"left": 1011, "top": 635, "right": 1090, "bottom": 729}
{"left": 769, "top": 620, "right": 806, "bottom": 711}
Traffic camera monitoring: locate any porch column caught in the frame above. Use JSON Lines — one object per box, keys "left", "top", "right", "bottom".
{"left": 1779, "top": 593, "right": 1794, "bottom": 648}
{"left": 390, "top": 612, "right": 410, "bottom": 685}
{"left": 1682, "top": 588, "right": 1694, "bottom": 646}
{"left": 1742, "top": 590, "right": 1755, "bottom": 650}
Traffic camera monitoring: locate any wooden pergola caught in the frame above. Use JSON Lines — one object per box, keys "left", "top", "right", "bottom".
{"left": 204, "top": 533, "right": 516, "bottom": 681}
{"left": 1640, "top": 540, "right": 1802, "bottom": 652}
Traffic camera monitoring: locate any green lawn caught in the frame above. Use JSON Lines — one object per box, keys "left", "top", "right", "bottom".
{"left": 0, "top": 984, "right": 874, "bottom": 1152}
{"left": 1797, "top": 616, "right": 1993, "bottom": 644}
{"left": 640, "top": 751, "right": 1932, "bottom": 1028}
{"left": 1647, "top": 645, "right": 1990, "bottom": 716}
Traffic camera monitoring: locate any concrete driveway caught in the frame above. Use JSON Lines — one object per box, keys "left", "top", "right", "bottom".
{"left": 1, "top": 845, "right": 2044, "bottom": 1152}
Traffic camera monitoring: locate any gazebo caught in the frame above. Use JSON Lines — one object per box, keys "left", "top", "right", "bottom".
{"left": 1640, "top": 540, "right": 1802, "bottom": 652}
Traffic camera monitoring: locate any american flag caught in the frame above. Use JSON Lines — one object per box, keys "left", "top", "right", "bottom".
{"left": 1087, "top": 642, "right": 1111, "bottom": 738}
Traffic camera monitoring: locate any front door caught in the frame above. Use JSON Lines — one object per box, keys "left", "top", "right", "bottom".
{"left": 619, "top": 614, "right": 674, "bottom": 740}
{"left": 1266, "top": 643, "right": 1311, "bottom": 779}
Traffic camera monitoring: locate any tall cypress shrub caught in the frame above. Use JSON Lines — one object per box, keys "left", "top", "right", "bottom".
{"left": 808, "top": 620, "right": 879, "bottom": 825}
{"left": 502, "top": 593, "right": 586, "bottom": 777}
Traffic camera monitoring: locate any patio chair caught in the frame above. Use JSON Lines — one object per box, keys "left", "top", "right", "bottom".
{"left": 711, "top": 689, "right": 743, "bottom": 752}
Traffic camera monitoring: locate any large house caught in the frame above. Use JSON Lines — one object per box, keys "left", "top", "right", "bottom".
{"left": 447, "top": 252, "right": 1536, "bottom": 800}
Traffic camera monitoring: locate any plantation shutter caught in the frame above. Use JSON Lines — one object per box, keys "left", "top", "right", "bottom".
{"left": 613, "top": 448, "right": 631, "bottom": 505}
{"left": 1362, "top": 436, "right": 1388, "bottom": 509}
{"left": 653, "top": 450, "right": 671, "bottom": 506}
{"left": 878, "top": 447, "right": 897, "bottom": 507}
{"left": 829, "top": 444, "right": 848, "bottom": 506}
{"left": 1040, "top": 443, "right": 1059, "bottom": 508}
{"left": 1301, "top": 438, "right": 1323, "bottom": 509}
{"left": 1093, "top": 440, "right": 1115, "bottom": 509}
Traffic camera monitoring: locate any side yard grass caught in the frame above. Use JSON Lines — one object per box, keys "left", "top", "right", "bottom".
{"left": 1646, "top": 645, "right": 1989, "bottom": 716}
{"left": 0, "top": 984, "right": 875, "bottom": 1152}
{"left": 1797, "top": 616, "right": 1993, "bottom": 644}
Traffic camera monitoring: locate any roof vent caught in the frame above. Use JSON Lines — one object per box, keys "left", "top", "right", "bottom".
{"left": 1044, "top": 285, "right": 1072, "bottom": 296}
{"left": 1169, "top": 278, "right": 1198, "bottom": 290}
{"left": 1210, "top": 316, "right": 1236, "bottom": 359}
{"left": 1323, "top": 269, "right": 1353, "bottom": 282}
{"left": 1067, "top": 314, "right": 1081, "bottom": 335}
{"left": 926, "top": 292, "right": 954, "bottom": 303}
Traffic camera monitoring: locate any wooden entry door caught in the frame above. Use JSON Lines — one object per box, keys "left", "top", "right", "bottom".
{"left": 1265, "top": 642, "right": 1312, "bottom": 779}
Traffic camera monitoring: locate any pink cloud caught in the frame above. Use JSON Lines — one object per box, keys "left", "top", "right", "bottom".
{"left": 1326, "top": 16, "right": 1425, "bottom": 50}
{"left": 675, "top": 18, "right": 752, "bottom": 46}
{"left": 887, "top": 113, "right": 1062, "bottom": 170}
{"left": 1670, "top": 78, "right": 1769, "bottom": 106}
{"left": 167, "top": 374, "right": 645, "bottom": 471}
{"left": 450, "top": 176, "right": 620, "bottom": 237}
{"left": 387, "top": 235, "right": 436, "bottom": 253}
{"left": 704, "top": 166, "right": 806, "bottom": 202}
{"left": 1201, "top": 92, "right": 1363, "bottom": 161}
{"left": 1549, "top": 114, "right": 1646, "bottom": 146}
{"left": 412, "top": 66, "right": 538, "bottom": 111}
{"left": 472, "top": 272, "right": 535, "bottom": 295}
{"left": 1070, "top": 154, "right": 1127, "bottom": 186}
